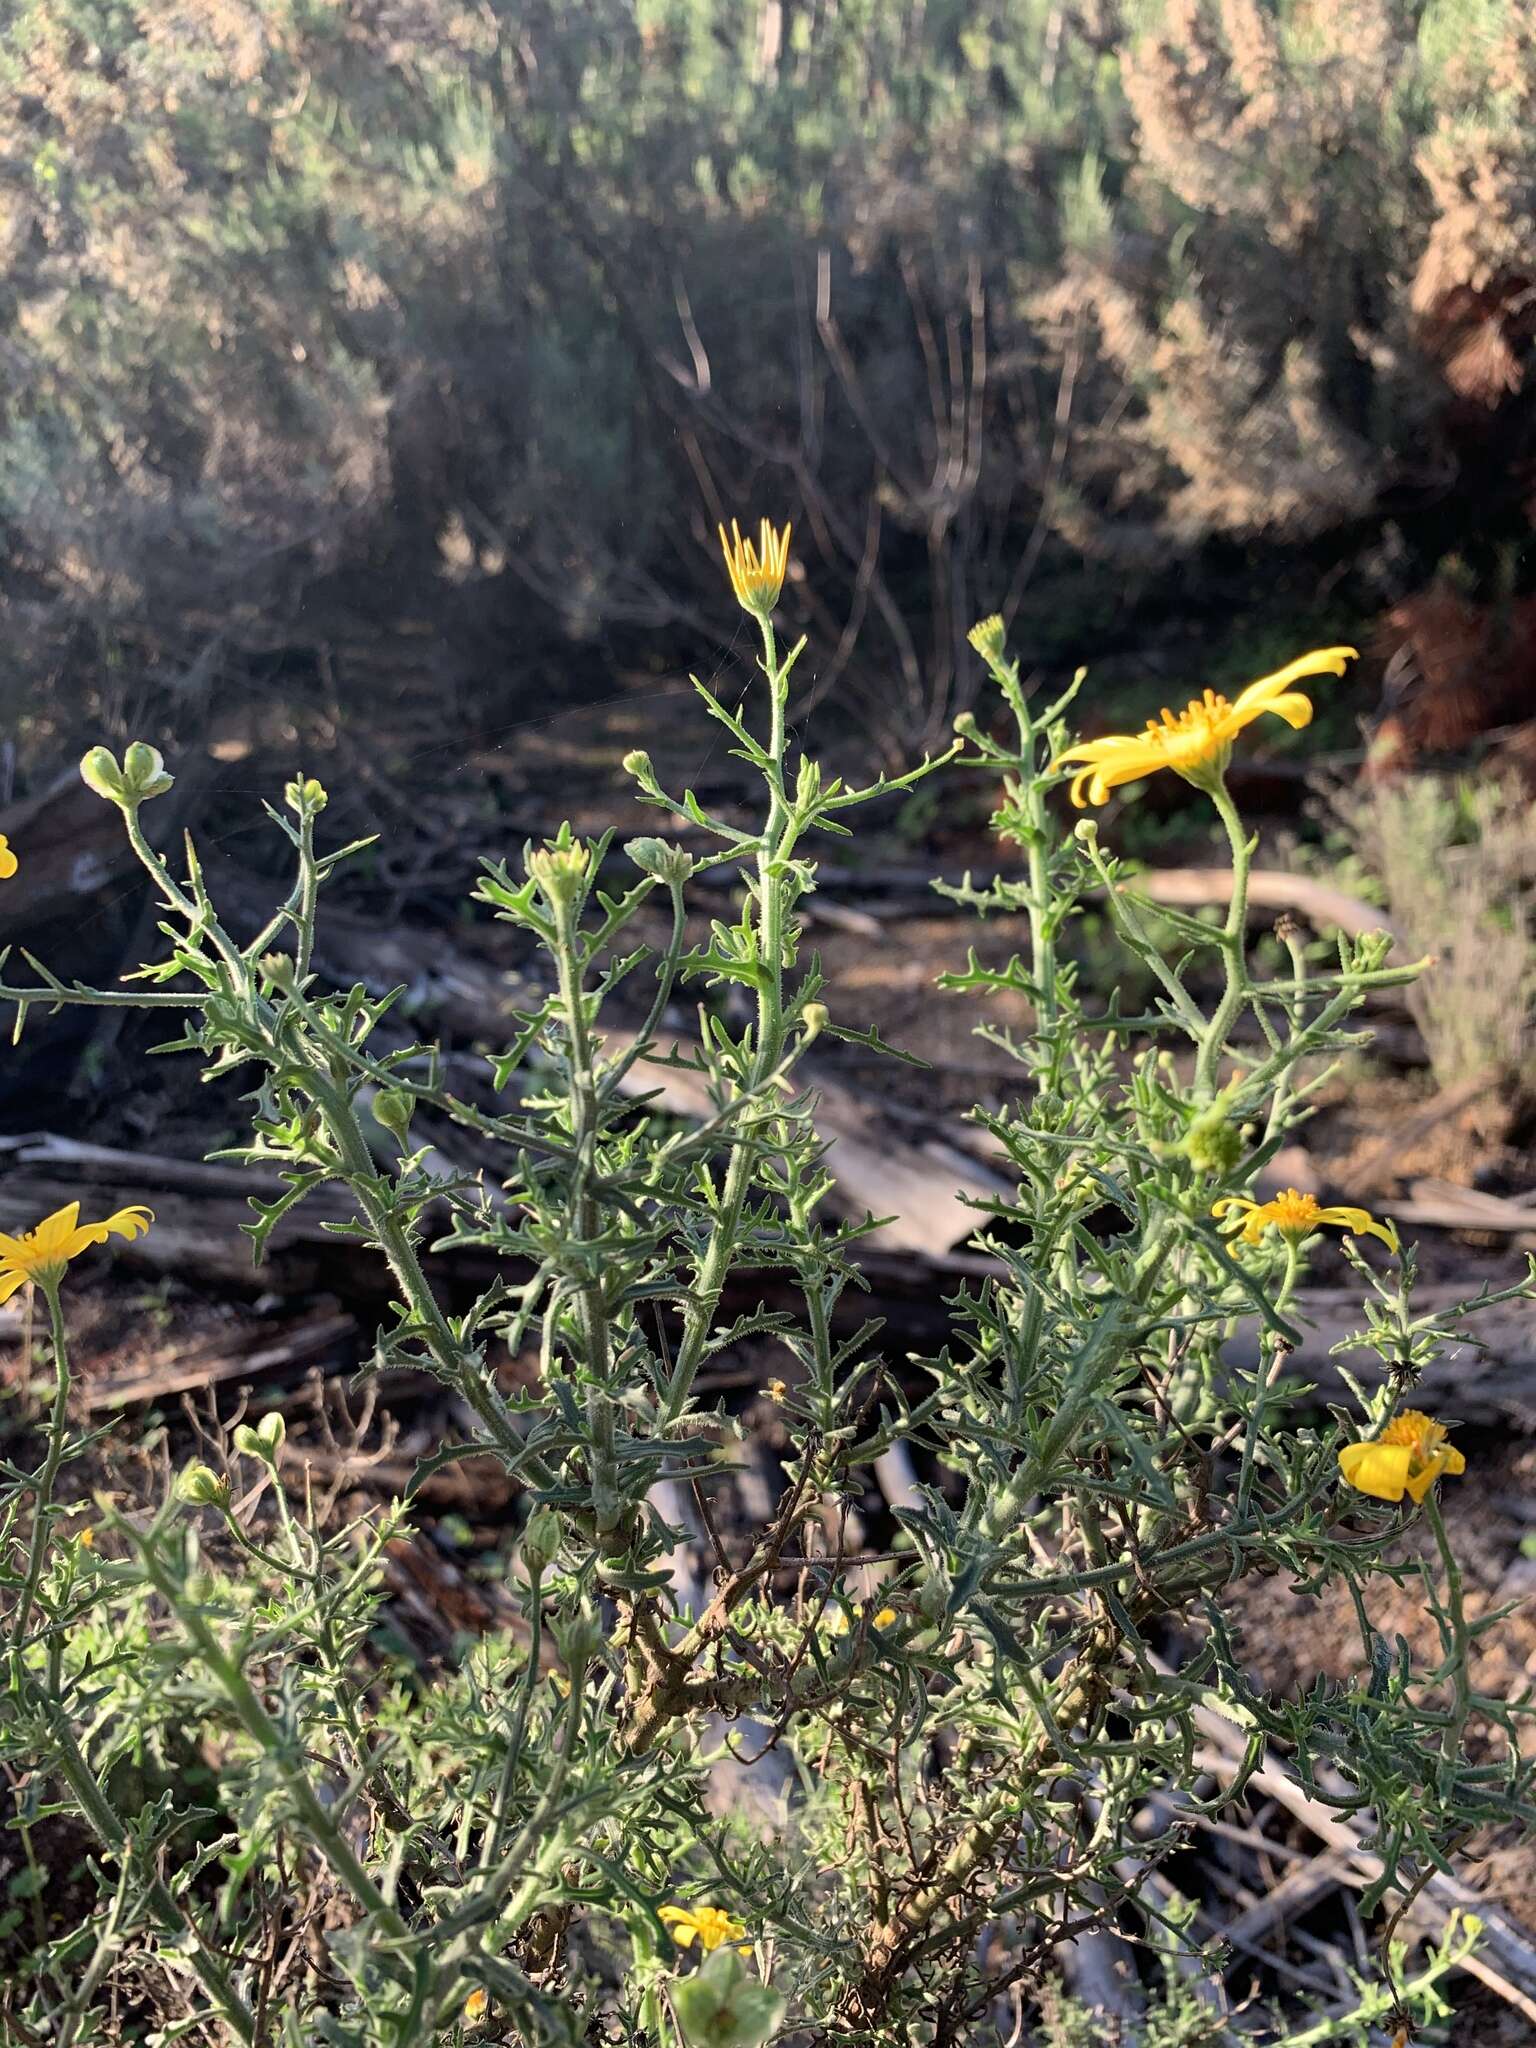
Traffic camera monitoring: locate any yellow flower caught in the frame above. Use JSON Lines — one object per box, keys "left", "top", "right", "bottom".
{"left": 765, "top": 1378, "right": 787, "bottom": 1403}
{"left": 825, "top": 1604, "right": 898, "bottom": 1635}
{"left": 0, "top": 835, "right": 16, "bottom": 879}
{"left": 1212, "top": 1188, "right": 1397, "bottom": 1251}
{"left": 1339, "top": 1410, "right": 1466, "bottom": 1505}
{"left": 0, "top": 1202, "right": 154, "bottom": 1301}
{"left": 718, "top": 517, "right": 791, "bottom": 617}
{"left": 463, "top": 1986, "right": 489, "bottom": 2025}
{"left": 1052, "top": 647, "right": 1357, "bottom": 805}
{"left": 659, "top": 1902, "right": 749, "bottom": 1953}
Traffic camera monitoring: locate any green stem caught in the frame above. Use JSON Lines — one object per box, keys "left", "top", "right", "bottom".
{"left": 1195, "top": 779, "right": 1253, "bottom": 1098}
{"left": 661, "top": 612, "right": 790, "bottom": 1424}
{"left": 481, "top": 1578, "right": 545, "bottom": 1869}
{"left": 9, "top": 1283, "right": 71, "bottom": 1656}
{"left": 1423, "top": 1488, "right": 1472, "bottom": 1760}
{"left": 552, "top": 894, "right": 612, "bottom": 1383}
{"left": 1236, "top": 1238, "right": 1300, "bottom": 1516}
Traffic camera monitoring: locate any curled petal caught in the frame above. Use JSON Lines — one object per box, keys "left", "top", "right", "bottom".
{"left": 1316, "top": 1204, "right": 1399, "bottom": 1250}
{"left": 1250, "top": 690, "right": 1314, "bottom": 732}
{"left": 94, "top": 1205, "right": 155, "bottom": 1245}
{"left": 1230, "top": 647, "right": 1357, "bottom": 721}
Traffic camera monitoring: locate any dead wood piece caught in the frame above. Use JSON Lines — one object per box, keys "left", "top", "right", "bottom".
{"left": 85, "top": 1313, "right": 358, "bottom": 1412}
{"left": 277, "top": 1440, "right": 514, "bottom": 1512}
{"left": 600, "top": 1025, "right": 1012, "bottom": 1255}
{"left": 1224, "top": 1282, "right": 1536, "bottom": 1427}
{"left": 1125, "top": 868, "right": 1402, "bottom": 949}
{"left": 1180, "top": 1666, "right": 1536, "bottom": 2026}
{"left": 0, "top": 1134, "right": 293, "bottom": 1202}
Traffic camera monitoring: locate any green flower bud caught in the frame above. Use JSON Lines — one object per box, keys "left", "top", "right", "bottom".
{"left": 622, "top": 749, "right": 656, "bottom": 784}
{"left": 179, "top": 1464, "right": 232, "bottom": 1510}
{"left": 258, "top": 952, "right": 297, "bottom": 993}
{"left": 522, "top": 1506, "right": 562, "bottom": 1574}
{"left": 917, "top": 1572, "right": 949, "bottom": 1624}
{"left": 550, "top": 1606, "right": 604, "bottom": 1678}
{"left": 285, "top": 775, "right": 328, "bottom": 814}
{"left": 371, "top": 1088, "right": 416, "bottom": 1143}
{"left": 966, "top": 614, "right": 1007, "bottom": 665}
{"left": 672, "top": 1948, "right": 785, "bottom": 2048}
{"left": 233, "top": 1412, "right": 286, "bottom": 1465}
{"left": 625, "top": 836, "right": 694, "bottom": 885}
{"left": 952, "top": 710, "right": 979, "bottom": 737}
{"left": 1178, "top": 1106, "right": 1244, "bottom": 1176}
{"left": 527, "top": 840, "right": 591, "bottom": 905}
{"left": 82, "top": 743, "right": 174, "bottom": 808}
{"left": 800, "top": 1002, "right": 828, "bottom": 1043}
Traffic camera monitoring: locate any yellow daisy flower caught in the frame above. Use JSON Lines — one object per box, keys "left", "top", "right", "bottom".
{"left": 1052, "top": 647, "right": 1356, "bottom": 805}
{"left": 0, "top": 1202, "right": 154, "bottom": 1301}
{"left": 659, "top": 1902, "right": 749, "bottom": 1953}
{"left": 1212, "top": 1188, "right": 1397, "bottom": 1251}
{"left": 1338, "top": 1410, "right": 1466, "bottom": 1505}
{"left": 462, "top": 1985, "right": 489, "bottom": 2025}
{"left": 765, "top": 1378, "right": 788, "bottom": 1403}
{"left": 0, "top": 835, "right": 17, "bottom": 879}
{"left": 718, "top": 517, "right": 791, "bottom": 618}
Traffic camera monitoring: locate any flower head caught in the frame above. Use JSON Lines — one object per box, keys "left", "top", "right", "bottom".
{"left": 1052, "top": 648, "right": 1356, "bottom": 806}
{"left": 0, "top": 1202, "right": 154, "bottom": 1301}
{"left": 1212, "top": 1188, "right": 1397, "bottom": 1251}
{"left": 967, "top": 614, "right": 1007, "bottom": 664}
{"left": 463, "top": 1986, "right": 489, "bottom": 2025}
{"left": 1339, "top": 1410, "right": 1465, "bottom": 1505}
{"left": 718, "top": 518, "right": 790, "bottom": 618}
{"left": 0, "top": 835, "right": 17, "bottom": 880}
{"left": 659, "top": 1902, "right": 750, "bottom": 1953}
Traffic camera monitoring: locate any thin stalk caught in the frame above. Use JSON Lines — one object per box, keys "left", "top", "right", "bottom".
{"left": 661, "top": 611, "right": 789, "bottom": 1424}
{"left": 9, "top": 1283, "right": 71, "bottom": 1655}
{"left": 1423, "top": 1489, "right": 1472, "bottom": 1759}
{"left": 1195, "top": 779, "right": 1254, "bottom": 1097}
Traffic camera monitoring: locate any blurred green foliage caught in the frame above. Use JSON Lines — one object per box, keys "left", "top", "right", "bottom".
{"left": 3, "top": 1, "right": 1535, "bottom": 750}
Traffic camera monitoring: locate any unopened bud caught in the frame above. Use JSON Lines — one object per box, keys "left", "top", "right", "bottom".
{"left": 625, "top": 836, "right": 694, "bottom": 885}
{"left": 1178, "top": 1106, "right": 1244, "bottom": 1176}
{"left": 179, "top": 1464, "right": 232, "bottom": 1510}
{"left": 285, "top": 775, "right": 329, "bottom": 814}
{"left": 800, "top": 1002, "right": 828, "bottom": 1043}
{"left": 917, "top": 1572, "right": 949, "bottom": 1624}
{"left": 233, "top": 1412, "right": 286, "bottom": 1465}
{"left": 526, "top": 840, "right": 590, "bottom": 905}
{"left": 522, "top": 1506, "right": 562, "bottom": 1574}
{"left": 550, "top": 1606, "right": 604, "bottom": 1678}
{"left": 371, "top": 1088, "right": 416, "bottom": 1143}
{"left": 622, "top": 749, "right": 656, "bottom": 785}
{"left": 966, "top": 614, "right": 1007, "bottom": 665}
{"left": 80, "top": 743, "right": 174, "bottom": 808}
{"left": 258, "top": 952, "right": 297, "bottom": 993}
